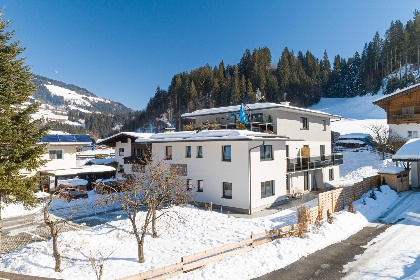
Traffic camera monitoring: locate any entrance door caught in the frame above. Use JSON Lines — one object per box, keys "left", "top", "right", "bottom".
{"left": 304, "top": 171, "right": 309, "bottom": 191}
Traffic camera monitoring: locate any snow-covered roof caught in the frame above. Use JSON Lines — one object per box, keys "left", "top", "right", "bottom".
{"left": 336, "top": 139, "right": 366, "bottom": 144}
{"left": 137, "top": 129, "right": 289, "bottom": 143}
{"left": 84, "top": 158, "right": 116, "bottom": 165}
{"left": 373, "top": 83, "right": 420, "bottom": 104}
{"left": 97, "top": 132, "right": 153, "bottom": 145}
{"left": 393, "top": 138, "right": 420, "bottom": 161}
{"left": 76, "top": 148, "right": 115, "bottom": 156}
{"left": 40, "top": 165, "right": 116, "bottom": 176}
{"left": 181, "top": 102, "right": 341, "bottom": 119}
{"left": 58, "top": 179, "right": 88, "bottom": 186}
{"left": 338, "top": 133, "right": 372, "bottom": 139}
{"left": 378, "top": 166, "right": 406, "bottom": 175}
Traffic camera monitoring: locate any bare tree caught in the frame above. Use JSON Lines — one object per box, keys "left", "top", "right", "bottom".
{"left": 366, "top": 122, "right": 389, "bottom": 160}
{"left": 95, "top": 158, "right": 194, "bottom": 263}
{"left": 89, "top": 249, "right": 114, "bottom": 280}
{"left": 43, "top": 186, "right": 90, "bottom": 272}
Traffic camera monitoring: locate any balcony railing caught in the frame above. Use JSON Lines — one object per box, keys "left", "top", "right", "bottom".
{"left": 287, "top": 153, "right": 343, "bottom": 173}
{"left": 124, "top": 156, "right": 147, "bottom": 165}
{"left": 392, "top": 114, "right": 420, "bottom": 122}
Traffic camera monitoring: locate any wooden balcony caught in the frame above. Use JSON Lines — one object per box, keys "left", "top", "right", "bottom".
{"left": 391, "top": 114, "right": 420, "bottom": 123}
{"left": 287, "top": 153, "right": 343, "bottom": 173}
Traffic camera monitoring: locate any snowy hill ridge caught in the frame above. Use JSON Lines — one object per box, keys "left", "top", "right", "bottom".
{"left": 31, "top": 75, "right": 133, "bottom": 116}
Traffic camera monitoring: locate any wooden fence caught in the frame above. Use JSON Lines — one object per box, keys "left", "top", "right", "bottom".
{"left": 119, "top": 175, "right": 381, "bottom": 280}
{"left": 0, "top": 271, "right": 62, "bottom": 280}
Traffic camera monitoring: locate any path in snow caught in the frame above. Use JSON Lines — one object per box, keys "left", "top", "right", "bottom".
{"left": 343, "top": 191, "right": 420, "bottom": 280}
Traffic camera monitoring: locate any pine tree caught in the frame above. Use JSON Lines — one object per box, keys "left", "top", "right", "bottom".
{"left": 0, "top": 11, "right": 49, "bottom": 251}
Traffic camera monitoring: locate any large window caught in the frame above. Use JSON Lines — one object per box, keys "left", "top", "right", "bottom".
{"left": 49, "top": 150, "right": 63, "bottom": 160}
{"left": 119, "top": 148, "right": 124, "bottom": 156}
{"left": 198, "top": 180, "right": 204, "bottom": 192}
{"left": 329, "top": 168, "right": 334, "bottom": 181}
{"left": 300, "top": 117, "right": 309, "bottom": 130}
{"left": 222, "top": 145, "right": 231, "bottom": 161}
{"left": 185, "top": 146, "right": 191, "bottom": 158}
{"left": 197, "top": 146, "right": 203, "bottom": 158}
{"left": 166, "top": 146, "right": 172, "bottom": 160}
{"left": 223, "top": 182, "right": 232, "bottom": 199}
{"left": 261, "top": 180, "right": 275, "bottom": 198}
{"left": 260, "top": 145, "right": 273, "bottom": 160}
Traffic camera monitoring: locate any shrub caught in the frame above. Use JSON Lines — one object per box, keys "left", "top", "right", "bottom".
{"left": 369, "top": 190, "right": 377, "bottom": 200}
{"left": 327, "top": 209, "right": 333, "bottom": 224}
{"left": 296, "top": 205, "right": 310, "bottom": 238}
{"left": 347, "top": 198, "right": 355, "bottom": 213}
{"left": 313, "top": 206, "right": 324, "bottom": 233}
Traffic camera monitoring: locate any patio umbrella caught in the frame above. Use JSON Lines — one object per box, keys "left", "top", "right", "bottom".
{"left": 240, "top": 104, "right": 248, "bottom": 125}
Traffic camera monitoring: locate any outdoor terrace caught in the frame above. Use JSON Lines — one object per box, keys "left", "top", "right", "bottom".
{"left": 287, "top": 153, "right": 343, "bottom": 173}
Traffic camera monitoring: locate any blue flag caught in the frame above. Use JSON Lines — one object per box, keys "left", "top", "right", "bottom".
{"left": 240, "top": 104, "right": 248, "bottom": 125}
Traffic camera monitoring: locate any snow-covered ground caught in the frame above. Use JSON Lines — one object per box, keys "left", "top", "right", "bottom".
{"left": 343, "top": 191, "right": 420, "bottom": 280}
{"left": 0, "top": 185, "right": 401, "bottom": 280}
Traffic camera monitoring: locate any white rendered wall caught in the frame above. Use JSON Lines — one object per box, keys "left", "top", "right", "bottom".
{"left": 389, "top": 123, "right": 420, "bottom": 140}
{"left": 115, "top": 139, "right": 133, "bottom": 174}
{"left": 41, "top": 145, "right": 77, "bottom": 170}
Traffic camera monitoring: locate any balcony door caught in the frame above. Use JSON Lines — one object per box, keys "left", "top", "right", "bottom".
{"left": 320, "top": 145, "right": 325, "bottom": 161}
{"left": 304, "top": 171, "right": 309, "bottom": 191}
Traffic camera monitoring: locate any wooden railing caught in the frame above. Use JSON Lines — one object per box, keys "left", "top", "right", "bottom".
{"left": 119, "top": 175, "right": 381, "bottom": 280}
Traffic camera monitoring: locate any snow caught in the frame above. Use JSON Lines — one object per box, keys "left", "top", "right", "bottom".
{"left": 339, "top": 133, "right": 371, "bottom": 139}
{"left": 337, "top": 139, "right": 366, "bottom": 144}
{"left": 393, "top": 138, "right": 420, "bottom": 161}
{"left": 339, "top": 150, "right": 394, "bottom": 186}
{"left": 182, "top": 102, "right": 340, "bottom": 119}
{"left": 0, "top": 185, "right": 401, "bottom": 280}
{"left": 84, "top": 158, "right": 115, "bottom": 165}
{"left": 97, "top": 132, "right": 153, "bottom": 145}
{"left": 378, "top": 166, "right": 406, "bottom": 175}
{"left": 58, "top": 179, "right": 88, "bottom": 187}
{"left": 2, "top": 203, "right": 43, "bottom": 219}
{"left": 45, "top": 84, "right": 92, "bottom": 107}
{"left": 373, "top": 82, "right": 420, "bottom": 104}
{"left": 343, "top": 191, "right": 420, "bottom": 280}
{"left": 41, "top": 165, "right": 116, "bottom": 176}
{"left": 331, "top": 119, "right": 388, "bottom": 137}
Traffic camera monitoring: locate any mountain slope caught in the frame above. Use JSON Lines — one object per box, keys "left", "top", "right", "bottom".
{"left": 32, "top": 75, "right": 133, "bottom": 115}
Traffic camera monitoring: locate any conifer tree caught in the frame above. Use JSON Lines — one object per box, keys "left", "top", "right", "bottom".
{"left": 0, "top": 11, "right": 49, "bottom": 250}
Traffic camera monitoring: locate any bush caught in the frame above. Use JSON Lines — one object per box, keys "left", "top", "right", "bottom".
{"left": 313, "top": 206, "right": 324, "bottom": 233}
{"left": 369, "top": 190, "right": 377, "bottom": 200}
{"left": 347, "top": 198, "right": 355, "bottom": 213}
{"left": 296, "top": 205, "right": 310, "bottom": 238}
{"left": 327, "top": 209, "right": 333, "bottom": 224}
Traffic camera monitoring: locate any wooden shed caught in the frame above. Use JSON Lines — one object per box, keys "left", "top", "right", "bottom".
{"left": 378, "top": 166, "right": 410, "bottom": 193}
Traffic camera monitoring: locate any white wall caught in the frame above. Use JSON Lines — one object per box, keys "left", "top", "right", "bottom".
{"left": 390, "top": 123, "right": 420, "bottom": 140}
{"left": 115, "top": 139, "right": 133, "bottom": 174}
{"left": 41, "top": 145, "right": 78, "bottom": 170}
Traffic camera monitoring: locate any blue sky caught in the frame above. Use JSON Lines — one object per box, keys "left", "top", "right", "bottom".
{"left": 3, "top": 0, "right": 420, "bottom": 110}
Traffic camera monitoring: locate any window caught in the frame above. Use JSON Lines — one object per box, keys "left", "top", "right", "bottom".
{"left": 322, "top": 120, "right": 326, "bottom": 131}
{"left": 223, "top": 182, "right": 232, "bottom": 199}
{"left": 49, "top": 150, "right": 63, "bottom": 160}
{"left": 320, "top": 145, "right": 325, "bottom": 161}
{"left": 119, "top": 148, "right": 124, "bottom": 156}
{"left": 166, "top": 146, "right": 172, "bottom": 160}
{"left": 134, "top": 148, "right": 144, "bottom": 157}
{"left": 300, "top": 117, "right": 309, "bottom": 130}
{"left": 185, "top": 146, "right": 191, "bottom": 158}
{"left": 329, "top": 168, "right": 334, "bottom": 181}
{"left": 187, "top": 179, "right": 192, "bottom": 191}
{"left": 286, "top": 145, "right": 289, "bottom": 158}
{"left": 198, "top": 180, "right": 204, "bottom": 192}
{"left": 402, "top": 107, "right": 415, "bottom": 114}
{"left": 119, "top": 165, "right": 124, "bottom": 173}
{"left": 261, "top": 180, "right": 275, "bottom": 198}
{"left": 197, "top": 146, "right": 203, "bottom": 158}
{"left": 260, "top": 145, "right": 273, "bottom": 160}
{"left": 408, "top": 131, "right": 418, "bottom": 138}
{"left": 222, "top": 145, "right": 231, "bottom": 161}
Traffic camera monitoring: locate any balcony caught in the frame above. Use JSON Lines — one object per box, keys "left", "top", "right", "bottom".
{"left": 124, "top": 156, "right": 147, "bottom": 165}
{"left": 287, "top": 153, "right": 343, "bottom": 173}
{"left": 392, "top": 114, "right": 420, "bottom": 122}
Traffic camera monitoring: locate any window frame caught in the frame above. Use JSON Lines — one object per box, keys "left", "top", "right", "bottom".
{"left": 222, "top": 145, "right": 232, "bottom": 162}
{"left": 165, "top": 146, "right": 172, "bottom": 160}
{"left": 187, "top": 179, "right": 193, "bottom": 191}
{"left": 322, "top": 120, "right": 326, "bottom": 131}
{"left": 329, "top": 168, "right": 334, "bottom": 181}
{"left": 300, "top": 117, "right": 309, "bottom": 130}
{"left": 197, "top": 146, "right": 203, "bottom": 158}
{"left": 119, "top": 148, "right": 124, "bottom": 156}
{"left": 48, "top": 149, "right": 63, "bottom": 160}
{"left": 260, "top": 145, "right": 273, "bottom": 161}
{"left": 222, "top": 182, "right": 232, "bottom": 199}
{"left": 185, "top": 146, "right": 191, "bottom": 158}
{"left": 261, "top": 180, "right": 275, "bottom": 198}
{"left": 197, "top": 180, "right": 204, "bottom": 192}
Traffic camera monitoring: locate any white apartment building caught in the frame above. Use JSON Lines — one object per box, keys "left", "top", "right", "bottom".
{"left": 100, "top": 102, "right": 342, "bottom": 214}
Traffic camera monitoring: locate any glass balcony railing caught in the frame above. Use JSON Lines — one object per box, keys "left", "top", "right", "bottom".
{"left": 287, "top": 153, "right": 343, "bottom": 173}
